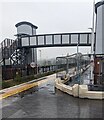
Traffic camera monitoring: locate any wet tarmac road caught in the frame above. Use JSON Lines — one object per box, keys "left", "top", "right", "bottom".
{"left": 1, "top": 75, "right": 104, "bottom": 118}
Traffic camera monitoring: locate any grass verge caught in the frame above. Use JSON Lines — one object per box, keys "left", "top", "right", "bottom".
{"left": 2, "top": 69, "right": 63, "bottom": 89}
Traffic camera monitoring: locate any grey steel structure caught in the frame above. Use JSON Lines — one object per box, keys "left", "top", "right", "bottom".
{"left": 15, "top": 21, "right": 38, "bottom": 66}
{"left": 1, "top": 32, "right": 92, "bottom": 67}
{"left": 1, "top": 21, "right": 38, "bottom": 66}
{"left": 56, "top": 53, "right": 90, "bottom": 81}
{"left": 0, "top": 2, "right": 103, "bottom": 85}
{"left": 19, "top": 32, "right": 92, "bottom": 48}
{"left": 0, "top": 21, "right": 93, "bottom": 80}
{"left": 95, "top": 0, "right": 104, "bottom": 54}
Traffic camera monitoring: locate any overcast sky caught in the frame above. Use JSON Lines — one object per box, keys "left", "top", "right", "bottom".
{"left": 0, "top": 0, "right": 101, "bottom": 60}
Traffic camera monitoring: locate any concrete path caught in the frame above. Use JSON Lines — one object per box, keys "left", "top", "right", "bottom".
{"left": 0, "top": 74, "right": 56, "bottom": 100}
{"left": 1, "top": 74, "right": 103, "bottom": 118}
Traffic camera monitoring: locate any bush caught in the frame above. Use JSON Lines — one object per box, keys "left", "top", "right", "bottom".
{"left": 2, "top": 70, "right": 59, "bottom": 89}
{"left": 2, "top": 81, "right": 11, "bottom": 88}
{"left": 2, "top": 80, "right": 16, "bottom": 89}
{"left": 14, "top": 74, "right": 22, "bottom": 83}
{"left": 25, "top": 75, "right": 35, "bottom": 81}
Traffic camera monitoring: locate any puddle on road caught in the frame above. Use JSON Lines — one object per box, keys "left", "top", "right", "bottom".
{"left": 46, "top": 83, "right": 51, "bottom": 86}
{"left": 2, "top": 96, "right": 21, "bottom": 108}
{"left": 2, "top": 79, "right": 56, "bottom": 101}
{"left": 0, "top": 92, "right": 5, "bottom": 94}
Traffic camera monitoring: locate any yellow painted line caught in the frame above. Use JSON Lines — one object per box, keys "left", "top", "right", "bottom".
{"left": 0, "top": 78, "right": 50, "bottom": 100}
{"left": 0, "top": 82, "right": 38, "bottom": 100}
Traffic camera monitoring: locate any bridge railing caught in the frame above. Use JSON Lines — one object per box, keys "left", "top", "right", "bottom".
{"left": 18, "top": 32, "right": 93, "bottom": 48}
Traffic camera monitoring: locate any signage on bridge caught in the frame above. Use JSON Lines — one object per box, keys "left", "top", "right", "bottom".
{"left": 30, "top": 62, "right": 36, "bottom": 68}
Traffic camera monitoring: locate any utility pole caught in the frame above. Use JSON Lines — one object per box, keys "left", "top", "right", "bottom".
{"left": 39, "top": 49, "right": 42, "bottom": 73}
{"left": 77, "top": 36, "right": 80, "bottom": 84}
{"left": 39, "top": 50, "right": 41, "bottom": 65}
{"left": 90, "top": 0, "right": 95, "bottom": 84}
{"left": 66, "top": 57, "right": 68, "bottom": 74}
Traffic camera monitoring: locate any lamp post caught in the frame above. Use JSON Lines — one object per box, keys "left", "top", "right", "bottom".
{"left": 77, "top": 36, "right": 80, "bottom": 85}
{"left": 39, "top": 50, "right": 41, "bottom": 65}
{"left": 88, "top": 27, "right": 94, "bottom": 84}
{"left": 77, "top": 36, "right": 81, "bottom": 98}
{"left": 66, "top": 57, "right": 68, "bottom": 74}
{"left": 88, "top": 0, "right": 95, "bottom": 84}
{"left": 39, "top": 49, "right": 42, "bottom": 73}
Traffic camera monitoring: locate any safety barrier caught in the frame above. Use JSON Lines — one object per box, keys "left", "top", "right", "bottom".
{"left": 55, "top": 78, "right": 104, "bottom": 99}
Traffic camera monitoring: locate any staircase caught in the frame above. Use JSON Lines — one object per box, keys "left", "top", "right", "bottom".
{"left": 0, "top": 38, "right": 18, "bottom": 65}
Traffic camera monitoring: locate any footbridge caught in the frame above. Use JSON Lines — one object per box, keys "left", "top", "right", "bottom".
{"left": 0, "top": 32, "right": 93, "bottom": 80}
{"left": 1, "top": 32, "right": 93, "bottom": 62}
{"left": 17, "top": 32, "right": 92, "bottom": 48}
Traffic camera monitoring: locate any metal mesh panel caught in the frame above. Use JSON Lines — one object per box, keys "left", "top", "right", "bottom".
{"left": 30, "top": 37, "right": 36, "bottom": 46}
{"left": 54, "top": 35, "right": 61, "bottom": 44}
{"left": 38, "top": 36, "right": 44, "bottom": 45}
{"left": 80, "top": 34, "right": 87, "bottom": 43}
{"left": 62, "top": 35, "right": 69, "bottom": 44}
{"left": 89, "top": 34, "right": 91, "bottom": 44}
{"left": 71, "top": 34, "right": 78, "bottom": 44}
{"left": 22, "top": 37, "right": 29, "bottom": 46}
{"left": 46, "top": 35, "right": 52, "bottom": 44}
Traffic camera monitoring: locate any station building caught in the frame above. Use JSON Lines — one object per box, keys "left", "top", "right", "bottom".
{"left": 94, "top": 0, "right": 104, "bottom": 84}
